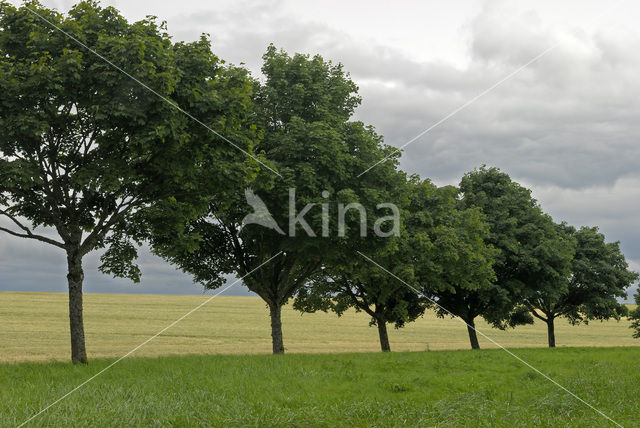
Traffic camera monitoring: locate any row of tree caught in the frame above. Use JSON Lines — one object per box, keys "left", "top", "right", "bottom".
{"left": 1, "top": 2, "right": 638, "bottom": 364}
{"left": 294, "top": 167, "right": 639, "bottom": 351}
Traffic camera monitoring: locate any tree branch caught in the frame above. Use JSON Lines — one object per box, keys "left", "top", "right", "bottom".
{"left": 0, "top": 210, "right": 65, "bottom": 249}
{"left": 80, "top": 198, "right": 139, "bottom": 255}
{"left": 529, "top": 308, "right": 548, "bottom": 322}
{"left": 343, "top": 280, "right": 375, "bottom": 317}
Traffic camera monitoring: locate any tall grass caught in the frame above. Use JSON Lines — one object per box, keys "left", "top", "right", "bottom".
{"left": 2, "top": 348, "right": 639, "bottom": 427}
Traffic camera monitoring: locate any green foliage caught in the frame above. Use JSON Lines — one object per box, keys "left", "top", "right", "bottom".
{"left": 521, "top": 223, "right": 637, "bottom": 345}
{"left": 542, "top": 225, "right": 638, "bottom": 325}
{"left": 98, "top": 233, "right": 142, "bottom": 283}
{"left": 0, "top": 1, "right": 260, "bottom": 362}
{"left": 151, "top": 46, "right": 404, "bottom": 348}
{"left": 407, "top": 179, "right": 496, "bottom": 299}
{"left": 433, "top": 166, "right": 563, "bottom": 331}
{"left": 2, "top": 0, "right": 637, "bottom": 359}
{"left": 295, "top": 177, "right": 496, "bottom": 351}
{"left": 0, "top": 0, "right": 253, "bottom": 268}
{"left": 439, "top": 167, "right": 637, "bottom": 346}
{"left": 630, "top": 293, "right": 640, "bottom": 339}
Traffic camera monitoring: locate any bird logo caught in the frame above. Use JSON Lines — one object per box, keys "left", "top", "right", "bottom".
{"left": 240, "top": 188, "right": 285, "bottom": 235}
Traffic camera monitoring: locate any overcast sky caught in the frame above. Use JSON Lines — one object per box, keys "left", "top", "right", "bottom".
{"left": 1, "top": 0, "right": 639, "bottom": 299}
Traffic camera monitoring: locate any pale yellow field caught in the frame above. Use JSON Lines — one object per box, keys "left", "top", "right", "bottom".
{"left": 0, "top": 291, "right": 638, "bottom": 363}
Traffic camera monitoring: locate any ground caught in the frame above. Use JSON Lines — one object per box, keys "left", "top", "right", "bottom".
{"left": 2, "top": 292, "right": 639, "bottom": 427}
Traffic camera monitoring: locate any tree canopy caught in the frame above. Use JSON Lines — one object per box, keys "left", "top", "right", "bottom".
{"left": 295, "top": 177, "right": 496, "bottom": 352}
{"left": 2, "top": 2, "right": 638, "bottom": 362}
{"left": 629, "top": 292, "right": 640, "bottom": 339}
{"left": 431, "top": 167, "right": 570, "bottom": 348}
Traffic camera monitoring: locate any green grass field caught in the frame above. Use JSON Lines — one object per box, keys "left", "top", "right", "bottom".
{"left": 2, "top": 348, "right": 639, "bottom": 427}
{"left": 2, "top": 292, "right": 640, "bottom": 427}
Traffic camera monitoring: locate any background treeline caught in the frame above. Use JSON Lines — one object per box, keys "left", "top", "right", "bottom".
{"left": 0, "top": 2, "right": 638, "bottom": 364}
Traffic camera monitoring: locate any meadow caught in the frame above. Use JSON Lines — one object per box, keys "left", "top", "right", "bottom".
{"left": 2, "top": 291, "right": 640, "bottom": 427}
{"left": 2, "top": 348, "right": 639, "bottom": 427}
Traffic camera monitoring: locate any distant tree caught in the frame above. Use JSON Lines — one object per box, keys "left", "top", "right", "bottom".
{"left": 293, "top": 177, "right": 414, "bottom": 353}
{"left": 524, "top": 225, "right": 638, "bottom": 347}
{"left": 295, "top": 178, "right": 496, "bottom": 352}
{"left": 435, "top": 166, "right": 573, "bottom": 349}
{"left": 294, "top": 249, "right": 425, "bottom": 353}
{"left": 0, "top": 2, "right": 254, "bottom": 363}
{"left": 409, "top": 181, "right": 498, "bottom": 351}
{"left": 151, "top": 46, "right": 403, "bottom": 354}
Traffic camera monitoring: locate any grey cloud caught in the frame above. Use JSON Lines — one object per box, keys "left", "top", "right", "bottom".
{"left": 167, "top": 2, "right": 640, "bottom": 189}
{"left": 350, "top": 18, "right": 640, "bottom": 189}
{"left": 530, "top": 178, "right": 640, "bottom": 301}
{"left": 168, "top": 0, "right": 640, "bottom": 293}
{"left": 2, "top": 1, "right": 639, "bottom": 295}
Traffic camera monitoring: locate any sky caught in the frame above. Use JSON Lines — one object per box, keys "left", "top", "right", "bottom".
{"left": 1, "top": 0, "right": 639, "bottom": 299}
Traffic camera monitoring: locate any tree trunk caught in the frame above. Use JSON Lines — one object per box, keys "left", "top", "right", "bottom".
{"left": 547, "top": 316, "right": 556, "bottom": 348}
{"left": 67, "top": 248, "right": 88, "bottom": 364}
{"left": 377, "top": 318, "right": 391, "bottom": 352}
{"left": 269, "top": 302, "right": 285, "bottom": 354}
{"left": 466, "top": 318, "right": 480, "bottom": 350}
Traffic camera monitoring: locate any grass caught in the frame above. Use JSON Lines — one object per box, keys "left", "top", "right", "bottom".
{"left": 2, "top": 292, "right": 640, "bottom": 426}
{"left": 0, "top": 291, "right": 638, "bottom": 362}
{"left": 2, "top": 348, "right": 639, "bottom": 427}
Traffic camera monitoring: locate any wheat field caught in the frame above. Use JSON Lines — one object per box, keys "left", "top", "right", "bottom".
{"left": 1, "top": 291, "right": 637, "bottom": 363}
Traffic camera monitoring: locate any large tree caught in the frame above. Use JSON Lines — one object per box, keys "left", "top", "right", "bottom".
{"left": 0, "top": 1, "right": 254, "bottom": 363}
{"left": 434, "top": 166, "right": 572, "bottom": 349}
{"left": 151, "top": 46, "right": 403, "bottom": 354}
{"left": 295, "top": 178, "right": 496, "bottom": 352}
{"left": 524, "top": 225, "right": 638, "bottom": 347}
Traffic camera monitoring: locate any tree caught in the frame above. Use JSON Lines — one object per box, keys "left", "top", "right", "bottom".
{"left": 295, "top": 178, "right": 496, "bottom": 352}
{"left": 293, "top": 176, "right": 412, "bottom": 353}
{"left": 435, "top": 166, "right": 572, "bottom": 349}
{"left": 409, "top": 181, "right": 498, "bottom": 350}
{"left": 151, "top": 46, "right": 403, "bottom": 354}
{"left": 0, "top": 1, "right": 254, "bottom": 363}
{"left": 294, "top": 244, "right": 424, "bottom": 353}
{"left": 525, "top": 225, "right": 638, "bottom": 347}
